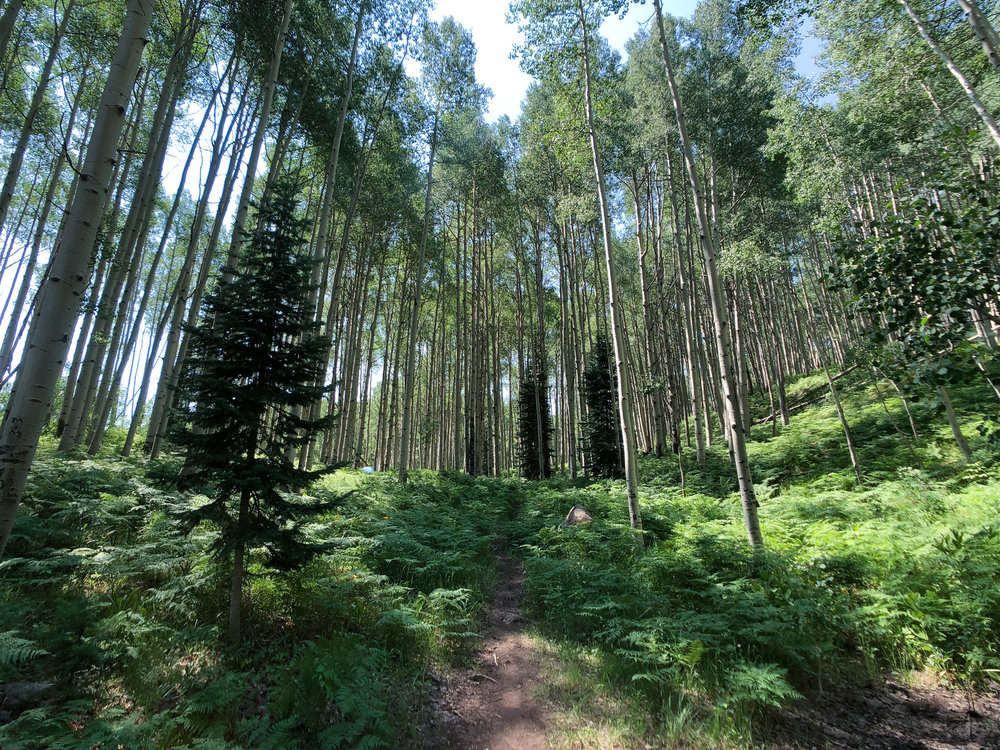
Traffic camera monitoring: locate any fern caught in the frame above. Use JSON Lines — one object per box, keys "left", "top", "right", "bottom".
{"left": 721, "top": 663, "right": 803, "bottom": 711}
{"left": 0, "top": 630, "right": 49, "bottom": 666}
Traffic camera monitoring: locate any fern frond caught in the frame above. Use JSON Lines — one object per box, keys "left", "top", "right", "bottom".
{"left": 0, "top": 630, "right": 49, "bottom": 666}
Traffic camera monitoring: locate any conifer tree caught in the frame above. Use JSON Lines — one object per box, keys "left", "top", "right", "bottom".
{"left": 171, "top": 177, "right": 338, "bottom": 644}
{"left": 517, "top": 359, "right": 553, "bottom": 480}
{"left": 581, "top": 334, "right": 624, "bottom": 479}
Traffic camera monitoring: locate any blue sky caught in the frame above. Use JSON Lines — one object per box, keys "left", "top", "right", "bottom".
{"left": 430, "top": 0, "right": 700, "bottom": 121}
{"left": 430, "top": 0, "right": 825, "bottom": 121}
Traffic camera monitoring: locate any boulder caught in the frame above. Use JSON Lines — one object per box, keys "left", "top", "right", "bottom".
{"left": 564, "top": 505, "right": 593, "bottom": 526}
{"left": 2, "top": 682, "right": 55, "bottom": 710}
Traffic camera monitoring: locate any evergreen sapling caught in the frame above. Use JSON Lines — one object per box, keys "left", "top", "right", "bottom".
{"left": 171, "top": 178, "right": 340, "bottom": 644}
{"left": 518, "top": 358, "right": 553, "bottom": 480}
{"left": 582, "top": 334, "right": 624, "bottom": 479}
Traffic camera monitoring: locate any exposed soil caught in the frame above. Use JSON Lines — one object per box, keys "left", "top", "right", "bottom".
{"left": 435, "top": 553, "right": 551, "bottom": 750}
{"left": 764, "top": 674, "right": 1000, "bottom": 749}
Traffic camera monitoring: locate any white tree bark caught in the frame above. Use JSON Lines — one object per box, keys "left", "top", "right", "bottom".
{"left": 901, "top": 0, "right": 1000, "bottom": 149}
{"left": 0, "top": 0, "right": 152, "bottom": 558}
{"left": 0, "top": 0, "right": 76, "bottom": 234}
{"left": 224, "top": 0, "right": 293, "bottom": 276}
{"left": 577, "top": 0, "right": 642, "bottom": 530}
{"left": 955, "top": 0, "right": 1000, "bottom": 72}
{"left": 653, "top": 0, "right": 763, "bottom": 547}
{"left": 398, "top": 105, "right": 440, "bottom": 484}
{"left": 0, "top": 0, "right": 24, "bottom": 64}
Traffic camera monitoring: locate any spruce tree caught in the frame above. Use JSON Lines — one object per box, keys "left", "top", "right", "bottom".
{"left": 517, "top": 358, "right": 553, "bottom": 480}
{"left": 582, "top": 334, "right": 624, "bottom": 479}
{"left": 171, "top": 177, "right": 337, "bottom": 644}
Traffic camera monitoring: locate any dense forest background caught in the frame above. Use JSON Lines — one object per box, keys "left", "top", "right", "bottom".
{"left": 1, "top": 0, "right": 1000, "bottom": 747}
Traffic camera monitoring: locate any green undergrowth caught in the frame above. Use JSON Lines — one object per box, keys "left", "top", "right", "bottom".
{"left": 0, "top": 461, "right": 517, "bottom": 749}
{"left": 2, "top": 372, "right": 998, "bottom": 749}
{"left": 512, "top": 375, "right": 1000, "bottom": 746}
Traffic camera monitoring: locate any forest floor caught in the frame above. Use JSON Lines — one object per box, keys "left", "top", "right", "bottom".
{"left": 6, "top": 375, "right": 1000, "bottom": 749}
{"left": 436, "top": 551, "right": 553, "bottom": 750}
{"left": 433, "top": 543, "right": 1000, "bottom": 750}
{"left": 765, "top": 672, "right": 1000, "bottom": 749}
{"left": 430, "top": 541, "right": 1000, "bottom": 749}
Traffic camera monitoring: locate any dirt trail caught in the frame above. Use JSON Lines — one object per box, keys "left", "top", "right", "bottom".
{"left": 438, "top": 554, "right": 551, "bottom": 750}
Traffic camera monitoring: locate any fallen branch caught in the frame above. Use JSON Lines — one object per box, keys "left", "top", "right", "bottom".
{"left": 754, "top": 364, "right": 861, "bottom": 426}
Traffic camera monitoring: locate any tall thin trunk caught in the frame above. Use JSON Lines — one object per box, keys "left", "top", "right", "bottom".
{"left": 822, "top": 354, "right": 863, "bottom": 484}
{"left": 938, "top": 385, "right": 973, "bottom": 461}
{"left": 398, "top": 104, "right": 440, "bottom": 484}
{"left": 577, "top": 0, "right": 641, "bottom": 530}
{"left": 224, "top": 0, "right": 293, "bottom": 276}
{"left": 0, "top": 0, "right": 76, "bottom": 235}
{"left": 0, "top": 0, "right": 152, "bottom": 559}
{"left": 0, "top": 63, "right": 85, "bottom": 378}
{"left": 0, "top": 0, "right": 25, "bottom": 80}
{"left": 955, "top": 0, "right": 1000, "bottom": 71}
{"left": 900, "top": 0, "right": 1000, "bottom": 148}
{"left": 653, "top": 0, "right": 762, "bottom": 547}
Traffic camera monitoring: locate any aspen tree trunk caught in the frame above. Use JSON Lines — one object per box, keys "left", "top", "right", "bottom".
{"left": 819, "top": 347, "right": 863, "bottom": 484}
{"left": 122, "top": 58, "right": 241, "bottom": 455}
{"left": 557, "top": 224, "right": 579, "bottom": 477}
{"left": 354, "top": 254, "right": 387, "bottom": 468}
{"left": 653, "top": 0, "right": 762, "bottom": 547}
{"left": 731, "top": 284, "right": 752, "bottom": 437}
{"left": 633, "top": 174, "right": 667, "bottom": 458}
{"left": 0, "top": 179, "right": 38, "bottom": 286}
{"left": 938, "top": 385, "right": 973, "bottom": 461}
{"left": 121, "top": 285, "right": 178, "bottom": 457}
{"left": 900, "top": 0, "right": 1000, "bottom": 148}
{"left": 53, "top": 76, "right": 143, "bottom": 441}
{"left": 532, "top": 218, "right": 547, "bottom": 479}
{"left": 0, "top": 65, "right": 85, "bottom": 378}
{"left": 305, "top": 0, "right": 365, "bottom": 312}
{"left": 60, "top": 16, "right": 194, "bottom": 451}
{"left": 454, "top": 217, "right": 464, "bottom": 471}
{"left": 339, "top": 258, "right": 374, "bottom": 461}
{"left": 224, "top": 0, "right": 293, "bottom": 276}
{"left": 666, "top": 149, "right": 706, "bottom": 461}
{"left": 0, "top": 0, "right": 24, "bottom": 64}
{"left": 870, "top": 367, "right": 923, "bottom": 467}
{"left": 0, "top": 0, "right": 151, "bottom": 558}
{"left": 576, "top": 0, "right": 641, "bottom": 529}
{"left": 398, "top": 105, "right": 440, "bottom": 484}
{"left": 0, "top": 0, "right": 75, "bottom": 234}
{"left": 91, "top": 50, "right": 226, "bottom": 455}
{"left": 490, "top": 240, "right": 505, "bottom": 475}
{"left": 955, "top": 0, "right": 1000, "bottom": 72}
{"left": 144, "top": 99, "right": 251, "bottom": 457}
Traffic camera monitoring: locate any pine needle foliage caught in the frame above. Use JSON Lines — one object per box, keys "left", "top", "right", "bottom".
{"left": 168, "top": 177, "right": 347, "bottom": 646}
{"left": 581, "top": 334, "right": 624, "bottom": 479}
{"left": 171, "top": 177, "right": 339, "bottom": 574}
{"left": 517, "top": 358, "right": 553, "bottom": 479}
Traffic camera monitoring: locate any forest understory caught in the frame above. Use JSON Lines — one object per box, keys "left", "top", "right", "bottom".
{"left": 3, "top": 371, "right": 1000, "bottom": 749}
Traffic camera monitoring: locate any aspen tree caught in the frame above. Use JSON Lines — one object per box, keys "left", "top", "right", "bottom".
{"left": 652, "top": 0, "right": 763, "bottom": 547}
{"left": 512, "top": 0, "right": 643, "bottom": 529}
{"left": 398, "top": 18, "right": 479, "bottom": 483}
{"left": 0, "top": 0, "right": 153, "bottom": 558}
{"left": 0, "top": 0, "right": 76, "bottom": 236}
